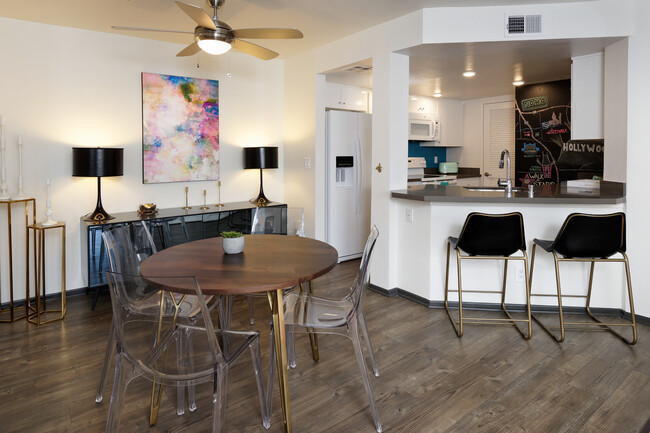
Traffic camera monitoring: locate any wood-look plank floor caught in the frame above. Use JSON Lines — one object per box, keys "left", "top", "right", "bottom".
{"left": 1, "top": 260, "right": 649, "bottom": 432}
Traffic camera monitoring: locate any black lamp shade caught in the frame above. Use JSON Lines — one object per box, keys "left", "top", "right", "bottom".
{"left": 243, "top": 147, "right": 278, "bottom": 206}
{"left": 72, "top": 147, "right": 124, "bottom": 222}
{"left": 72, "top": 147, "right": 124, "bottom": 177}
{"left": 243, "top": 147, "right": 278, "bottom": 170}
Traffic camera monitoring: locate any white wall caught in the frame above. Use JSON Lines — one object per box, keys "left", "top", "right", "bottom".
{"left": 623, "top": 0, "right": 650, "bottom": 318}
{"left": 0, "top": 17, "right": 284, "bottom": 298}
{"left": 282, "top": 0, "right": 645, "bottom": 314}
{"left": 603, "top": 39, "right": 628, "bottom": 182}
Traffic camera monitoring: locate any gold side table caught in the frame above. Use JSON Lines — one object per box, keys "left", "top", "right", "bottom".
{"left": 0, "top": 198, "right": 36, "bottom": 322}
{"left": 26, "top": 221, "right": 66, "bottom": 326}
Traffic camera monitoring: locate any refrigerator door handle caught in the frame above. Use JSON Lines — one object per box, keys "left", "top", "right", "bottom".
{"left": 354, "top": 132, "right": 362, "bottom": 214}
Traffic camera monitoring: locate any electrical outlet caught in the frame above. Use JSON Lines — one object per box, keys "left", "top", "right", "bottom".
{"left": 406, "top": 208, "right": 414, "bottom": 223}
{"left": 516, "top": 262, "right": 525, "bottom": 282}
{"left": 434, "top": 156, "right": 438, "bottom": 164}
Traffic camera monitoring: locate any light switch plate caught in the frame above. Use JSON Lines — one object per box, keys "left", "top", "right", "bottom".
{"left": 304, "top": 157, "right": 311, "bottom": 168}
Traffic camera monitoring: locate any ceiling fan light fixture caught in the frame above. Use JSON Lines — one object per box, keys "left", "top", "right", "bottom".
{"left": 198, "top": 38, "right": 231, "bottom": 55}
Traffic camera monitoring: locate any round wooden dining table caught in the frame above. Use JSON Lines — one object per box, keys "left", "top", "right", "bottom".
{"left": 140, "top": 234, "right": 339, "bottom": 433}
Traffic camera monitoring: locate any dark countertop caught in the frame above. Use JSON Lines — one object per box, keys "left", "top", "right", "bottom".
{"left": 392, "top": 181, "right": 626, "bottom": 204}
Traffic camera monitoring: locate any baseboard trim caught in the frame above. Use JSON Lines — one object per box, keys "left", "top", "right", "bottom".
{"left": 369, "top": 284, "right": 650, "bottom": 326}
{"left": 0, "top": 287, "right": 89, "bottom": 310}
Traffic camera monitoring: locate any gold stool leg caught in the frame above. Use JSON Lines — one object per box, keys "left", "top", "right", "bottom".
{"left": 443, "top": 242, "right": 463, "bottom": 337}
{"left": 584, "top": 256, "right": 638, "bottom": 345}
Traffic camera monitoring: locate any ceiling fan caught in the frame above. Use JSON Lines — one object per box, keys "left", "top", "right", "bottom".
{"left": 112, "top": 0, "right": 303, "bottom": 60}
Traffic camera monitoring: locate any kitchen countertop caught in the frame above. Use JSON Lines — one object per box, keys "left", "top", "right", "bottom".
{"left": 392, "top": 181, "right": 626, "bottom": 204}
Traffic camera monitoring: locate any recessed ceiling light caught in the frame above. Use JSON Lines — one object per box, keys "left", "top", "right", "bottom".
{"left": 462, "top": 71, "right": 476, "bottom": 78}
{"left": 433, "top": 92, "right": 442, "bottom": 98}
{"left": 513, "top": 80, "right": 525, "bottom": 86}
{"left": 410, "top": 96, "right": 418, "bottom": 100}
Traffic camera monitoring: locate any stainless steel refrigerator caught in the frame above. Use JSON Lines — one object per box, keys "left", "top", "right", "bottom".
{"left": 325, "top": 110, "right": 372, "bottom": 261}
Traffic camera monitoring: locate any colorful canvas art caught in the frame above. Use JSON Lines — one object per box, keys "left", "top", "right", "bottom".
{"left": 142, "top": 73, "right": 219, "bottom": 183}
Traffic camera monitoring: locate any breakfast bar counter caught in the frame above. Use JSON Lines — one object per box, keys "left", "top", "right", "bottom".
{"left": 389, "top": 180, "right": 627, "bottom": 313}
{"left": 392, "top": 181, "right": 625, "bottom": 204}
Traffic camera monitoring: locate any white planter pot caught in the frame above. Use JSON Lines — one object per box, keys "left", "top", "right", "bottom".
{"left": 222, "top": 236, "right": 245, "bottom": 254}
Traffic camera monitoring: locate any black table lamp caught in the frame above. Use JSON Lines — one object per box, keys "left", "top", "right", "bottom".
{"left": 72, "top": 147, "right": 124, "bottom": 221}
{"left": 244, "top": 146, "right": 278, "bottom": 206}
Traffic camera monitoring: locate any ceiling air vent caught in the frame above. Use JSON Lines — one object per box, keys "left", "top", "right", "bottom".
{"left": 505, "top": 14, "right": 542, "bottom": 36}
{"left": 344, "top": 65, "right": 372, "bottom": 72}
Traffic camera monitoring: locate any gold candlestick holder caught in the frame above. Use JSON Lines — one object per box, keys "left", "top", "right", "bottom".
{"left": 200, "top": 189, "right": 210, "bottom": 210}
{"left": 214, "top": 180, "right": 224, "bottom": 207}
{"left": 182, "top": 186, "right": 192, "bottom": 210}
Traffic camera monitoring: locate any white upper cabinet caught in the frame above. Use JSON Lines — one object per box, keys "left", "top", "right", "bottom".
{"left": 325, "top": 83, "right": 370, "bottom": 112}
{"left": 419, "top": 98, "right": 464, "bottom": 147}
{"left": 438, "top": 99, "right": 464, "bottom": 147}
{"left": 409, "top": 95, "right": 437, "bottom": 115}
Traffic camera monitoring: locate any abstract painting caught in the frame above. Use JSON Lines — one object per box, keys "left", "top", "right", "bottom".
{"left": 142, "top": 73, "right": 219, "bottom": 183}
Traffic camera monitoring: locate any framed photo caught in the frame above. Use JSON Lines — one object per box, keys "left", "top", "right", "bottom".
{"left": 142, "top": 72, "right": 220, "bottom": 183}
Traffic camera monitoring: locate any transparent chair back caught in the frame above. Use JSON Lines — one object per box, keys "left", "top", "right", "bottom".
{"left": 276, "top": 225, "right": 382, "bottom": 432}
{"left": 103, "top": 272, "right": 267, "bottom": 432}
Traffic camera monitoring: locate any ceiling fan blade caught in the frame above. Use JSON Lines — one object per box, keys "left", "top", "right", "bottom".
{"left": 232, "top": 28, "right": 303, "bottom": 39}
{"left": 175, "top": 1, "right": 217, "bottom": 30}
{"left": 111, "top": 25, "right": 193, "bottom": 35}
{"left": 231, "top": 39, "right": 278, "bottom": 60}
{"left": 177, "top": 42, "right": 202, "bottom": 57}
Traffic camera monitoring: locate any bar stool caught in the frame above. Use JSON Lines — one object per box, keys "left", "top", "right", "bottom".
{"left": 529, "top": 212, "right": 637, "bottom": 344}
{"left": 444, "top": 212, "right": 532, "bottom": 339}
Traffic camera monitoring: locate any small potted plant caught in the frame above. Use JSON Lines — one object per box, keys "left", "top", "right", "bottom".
{"left": 221, "top": 231, "right": 245, "bottom": 254}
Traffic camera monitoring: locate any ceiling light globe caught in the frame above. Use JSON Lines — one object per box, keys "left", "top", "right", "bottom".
{"left": 198, "top": 39, "right": 232, "bottom": 55}
{"left": 513, "top": 80, "right": 525, "bottom": 86}
{"left": 463, "top": 71, "right": 476, "bottom": 77}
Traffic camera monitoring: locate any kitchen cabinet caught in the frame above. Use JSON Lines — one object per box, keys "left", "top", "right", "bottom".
{"left": 420, "top": 98, "right": 464, "bottom": 147}
{"left": 325, "top": 83, "right": 370, "bottom": 112}
{"left": 409, "top": 95, "right": 437, "bottom": 114}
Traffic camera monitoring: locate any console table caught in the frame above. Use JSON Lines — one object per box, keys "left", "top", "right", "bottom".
{"left": 81, "top": 201, "right": 287, "bottom": 309}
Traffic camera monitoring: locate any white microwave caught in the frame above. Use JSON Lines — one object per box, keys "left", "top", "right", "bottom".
{"left": 408, "top": 114, "right": 440, "bottom": 142}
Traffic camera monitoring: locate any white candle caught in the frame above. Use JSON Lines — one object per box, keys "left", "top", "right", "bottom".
{"left": 0, "top": 117, "right": 5, "bottom": 184}
{"left": 46, "top": 177, "right": 51, "bottom": 208}
{"left": 17, "top": 135, "right": 22, "bottom": 191}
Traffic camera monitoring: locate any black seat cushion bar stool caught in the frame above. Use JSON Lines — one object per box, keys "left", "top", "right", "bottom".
{"left": 529, "top": 212, "right": 637, "bottom": 344}
{"left": 444, "top": 212, "right": 532, "bottom": 339}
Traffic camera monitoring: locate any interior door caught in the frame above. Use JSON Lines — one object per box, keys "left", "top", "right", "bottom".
{"left": 482, "top": 101, "right": 515, "bottom": 183}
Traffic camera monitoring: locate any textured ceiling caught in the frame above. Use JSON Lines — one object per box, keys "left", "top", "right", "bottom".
{"left": 0, "top": 0, "right": 609, "bottom": 100}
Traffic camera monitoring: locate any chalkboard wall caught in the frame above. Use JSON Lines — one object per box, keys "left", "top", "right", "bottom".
{"left": 514, "top": 79, "right": 572, "bottom": 186}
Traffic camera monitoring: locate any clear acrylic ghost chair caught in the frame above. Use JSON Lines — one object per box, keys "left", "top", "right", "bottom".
{"left": 269, "top": 225, "right": 382, "bottom": 432}
{"left": 96, "top": 222, "right": 215, "bottom": 421}
{"left": 104, "top": 272, "right": 269, "bottom": 433}
{"left": 245, "top": 207, "right": 306, "bottom": 326}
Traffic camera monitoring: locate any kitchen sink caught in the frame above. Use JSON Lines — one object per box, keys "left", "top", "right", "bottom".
{"left": 464, "top": 186, "right": 527, "bottom": 192}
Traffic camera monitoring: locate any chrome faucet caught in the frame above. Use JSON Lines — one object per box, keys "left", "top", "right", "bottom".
{"left": 497, "top": 149, "right": 512, "bottom": 194}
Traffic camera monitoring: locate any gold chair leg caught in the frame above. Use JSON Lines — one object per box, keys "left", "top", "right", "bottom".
{"left": 500, "top": 255, "right": 532, "bottom": 340}
{"left": 531, "top": 248, "right": 565, "bottom": 342}
{"left": 584, "top": 256, "right": 638, "bottom": 345}
{"left": 268, "top": 289, "right": 292, "bottom": 433}
{"left": 443, "top": 242, "right": 463, "bottom": 338}
{"left": 302, "top": 281, "right": 319, "bottom": 361}
{"left": 149, "top": 379, "right": 164, "bottom": 425}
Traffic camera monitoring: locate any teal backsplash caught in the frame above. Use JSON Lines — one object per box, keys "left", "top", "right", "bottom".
{"left": 408, "top": 141, "right": 446, "bottom": 167}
